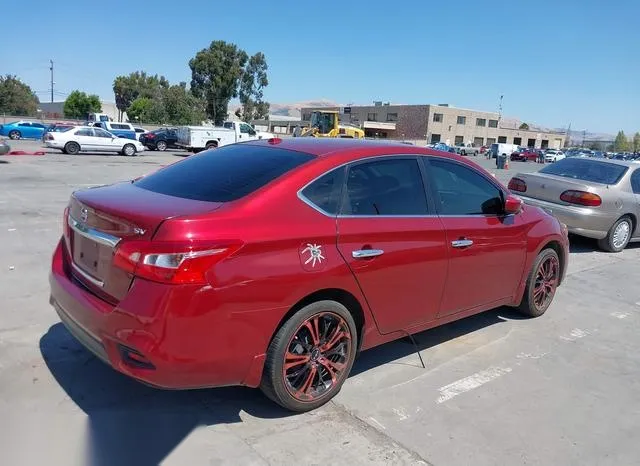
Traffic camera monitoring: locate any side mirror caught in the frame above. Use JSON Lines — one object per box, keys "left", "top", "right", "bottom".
{"left": 504, "top": 194, "right": 523, "bottom": 215}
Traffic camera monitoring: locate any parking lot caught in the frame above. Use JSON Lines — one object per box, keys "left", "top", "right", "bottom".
{"left": 1, "top": 139, "right": 639, "bottom": 466}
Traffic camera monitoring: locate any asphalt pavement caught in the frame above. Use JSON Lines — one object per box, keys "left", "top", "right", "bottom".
{"left": 1, "top": 140, "right": 639, "bottom": 466}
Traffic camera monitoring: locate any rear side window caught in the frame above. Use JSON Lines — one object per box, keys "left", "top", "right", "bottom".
{"left": 540, "top": 158, "right": 628, "bottom": 184}
{"left": 135, "top": 144, "right": 315, "bottom": 202}
{"left": 342, "top": 158, "right": 429, "bottom": 215}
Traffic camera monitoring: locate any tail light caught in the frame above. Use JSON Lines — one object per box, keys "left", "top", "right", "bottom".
{"left": 508, "top": 177, "right": 527, "bottom": 192}
{"left": 146, "top": 133, "right": 155, "bottom": 139}
{"left": 560, "top": 190, "right": 602, "bottom": 207}
{"left": 46, "top": 133, "right": 54, "bottom": 140}
{"left": 113, "top": 241, "right": 242, "bottom": 285}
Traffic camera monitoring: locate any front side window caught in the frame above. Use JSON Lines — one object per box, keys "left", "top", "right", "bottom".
{"left": 76, "top": 128, "right": 94, "bottom": 137}
{"left": 343, "top": 158, "right": 428, "bottom": 216}
{"left": 428, "top": 158, "right": 503, "bottom": 215}
{"left": 94, "top": 128, "right": 112, "bottom": 138}
{"left": 18, "top": 122, "right": 31, "bottom": 127}
{"left": 300, "top": 168, "right": 344, "bottom": 215}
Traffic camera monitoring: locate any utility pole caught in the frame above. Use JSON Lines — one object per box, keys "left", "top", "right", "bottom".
{"left": 582, "top": 129, "right": 586, "bottom": 147}
{"left": 498, "top": 94, "right": 503, "bottom": 122}
{"left": 49, "top": 59, "right": 54, "bottom": 103}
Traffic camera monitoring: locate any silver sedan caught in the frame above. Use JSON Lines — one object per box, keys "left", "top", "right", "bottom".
{"left": 508, "top": 158, "right": 640, "bottom": 252}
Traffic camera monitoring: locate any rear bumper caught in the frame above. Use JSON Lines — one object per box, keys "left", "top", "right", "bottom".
{"left": 520, "top": 195, "right": 615, "bottom": 239}
{"left": 49, "top": 239, "right": 277, "bottom": 389}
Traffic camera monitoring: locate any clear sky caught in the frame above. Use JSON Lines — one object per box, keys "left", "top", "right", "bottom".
{"left": 3, "top": 0, "right": 638, "bottom": 134}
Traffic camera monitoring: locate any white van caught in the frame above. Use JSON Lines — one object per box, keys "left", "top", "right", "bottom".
{"left": 490, "top": 143, "right": 519, "bottom": 158}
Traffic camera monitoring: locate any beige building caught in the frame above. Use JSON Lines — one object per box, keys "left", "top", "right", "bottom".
{"left": 301, "top": 103, "right": 566, "bottom": 149}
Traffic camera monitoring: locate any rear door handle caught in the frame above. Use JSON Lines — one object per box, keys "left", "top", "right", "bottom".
{"left": 352, "top": 249, "right": 384, "bottom": 259}
{"left": 451, "top": 239, "right": 473, "bottom": 248}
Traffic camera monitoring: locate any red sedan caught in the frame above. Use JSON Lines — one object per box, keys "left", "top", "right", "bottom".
{"left": 511, "top": 148, "right": 541, "bottom": 162}
{"left": 49, "top": 138, "right": 569, "bottom": 412}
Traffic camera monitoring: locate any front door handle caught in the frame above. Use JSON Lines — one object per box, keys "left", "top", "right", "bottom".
{"left": 352, "top": 249, "right": 384, "bottom": 259}
{"left": 451, "top": 239, "right": 473, "bottom": 248}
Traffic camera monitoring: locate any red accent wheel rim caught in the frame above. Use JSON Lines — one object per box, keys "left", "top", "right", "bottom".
{"left": 533, "top": 256, "right": 559, "bottom": 310}
{"left": 283, "top": 312, "right": 352, "bottom": 402}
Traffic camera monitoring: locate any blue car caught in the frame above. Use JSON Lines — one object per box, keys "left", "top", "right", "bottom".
{"left": 0, "top": 120, "right": 47, "bottom": 140}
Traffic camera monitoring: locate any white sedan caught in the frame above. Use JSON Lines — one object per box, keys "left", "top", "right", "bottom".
{"left": 544, "top": 149, "right": 566, "bottom": 163}
{"left": 44, "top": 126, "right": 145, "bottom": 156}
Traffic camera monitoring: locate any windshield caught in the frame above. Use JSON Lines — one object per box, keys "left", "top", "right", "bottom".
{"left": 540, "top": 158, "right": 628, "bottom": 185}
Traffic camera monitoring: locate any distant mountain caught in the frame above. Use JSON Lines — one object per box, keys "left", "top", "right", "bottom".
{"left": 269, "top": 99, "right": 340, "bottom": 118}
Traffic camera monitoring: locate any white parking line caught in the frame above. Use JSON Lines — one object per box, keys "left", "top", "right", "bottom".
{"left": 560, "top": 328, "right": 590, "bottom": 341}
{"left": 369, "top": 417, "right": 386, "bottom": 430}
{"left": 437, "top": 366, "right": 512, "bottom": 404}
{"left": 611, "top": 312, "right": 630, "bottom": 319}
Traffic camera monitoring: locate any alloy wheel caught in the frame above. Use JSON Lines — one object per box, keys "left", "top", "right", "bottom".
{"left": 283, "top": 312, "right": 352, "bottom": 402}
{"left": 533, "top": 255, "right": 559, "bottom": 311}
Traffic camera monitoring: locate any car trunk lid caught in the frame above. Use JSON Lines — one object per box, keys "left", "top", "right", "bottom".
{"left": 67, "top": 181, "right": 223, "bottom": 303}
{"left": 515, "top": 172, "right": 596, "bottom": 205}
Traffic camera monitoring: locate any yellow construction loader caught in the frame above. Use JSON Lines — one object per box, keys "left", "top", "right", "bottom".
{"left": 298, "top": 110, "right": 365, "bottom": 138}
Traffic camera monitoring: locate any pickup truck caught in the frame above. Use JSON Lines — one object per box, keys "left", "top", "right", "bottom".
{"left": 454, "top": 143, "right": 480, "bottom": 156}
{"left": 176, "top": 121, "right": 274, "bottom": 152}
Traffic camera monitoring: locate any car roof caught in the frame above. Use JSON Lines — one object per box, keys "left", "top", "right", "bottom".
{"left": 244, "top": 137, "right": 462, "bottom": 159}
{"left": 567, "top": 157, "right": 637, "bottom": 168}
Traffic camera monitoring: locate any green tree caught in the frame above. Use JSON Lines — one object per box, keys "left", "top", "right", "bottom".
{"left": 113, "top": 71, "right": 169, "bottom": 119}
{"left": 0, "top": 75, "right": 39, "bottom": 116}
{"left": 189, "top": 41, "right": 249, "bottom": 125}
{"left": 613, "top": 130, "right": 629, "bottom": 151}
{"left": 63, "top": 91, "right": 102, "bottom": 119}
{"left": 238, "top": 52, "right": 270, "bottom": 122}
{"left": 519, "top": 122, "right": 530, "bottom": 130}
{"left": 163, "top": 83, "right": 205, "bottom": 125}
{"left": 126, "top": 97, "right": 167, "bottom": 124}
{"left": 633, "top": 132, "right": 640, "bottom": 152}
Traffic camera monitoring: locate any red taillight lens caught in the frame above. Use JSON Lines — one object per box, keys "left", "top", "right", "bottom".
{"left": 46, "top": 133, "right": 54, "bottom": 140}
{"left": 560, "top": 190, "right": 602, "bottom": 207}
{"left": 508, "top": 177, "right": 527, "bottom": 192}
{"left": 113, "top": 241, "right": 242, "bottom": 284}
{"left": 146, "top": 133, "right": 155, "bottom": 139}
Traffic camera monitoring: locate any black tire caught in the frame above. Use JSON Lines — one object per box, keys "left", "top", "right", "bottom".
{"left": 64, "top": 142, "right": 80, "bottom": 155}
{"left": 122, "top": 144, "right": 136, "bottom": 156}
{"left": 260, "top": 300, "right": 358, "bottom": 412}
{"left": 205, "top": 141, "right": 218, "bottom": 150}
{"left": 598, "top": 216, "right": 633, "bottom": 252}
{"left": 155, "top": 140, "right": 167, "bottom": 151}
{"left": 516, "top": 248, "right": 560, "bottom": 317}
{"left": 8, "top": 130, "right": 20, "bottom": 140}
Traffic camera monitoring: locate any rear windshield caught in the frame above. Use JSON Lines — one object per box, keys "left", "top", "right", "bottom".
{"left": 540, "top": 158, "right": 628, "bottom": 185}
{"left": 134, "top": 144, "right": 315, "bottom": 202}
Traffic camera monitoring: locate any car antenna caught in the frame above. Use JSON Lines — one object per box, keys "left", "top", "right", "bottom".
{"left": 400, "top": 329, "right": 426, "bottom": 369}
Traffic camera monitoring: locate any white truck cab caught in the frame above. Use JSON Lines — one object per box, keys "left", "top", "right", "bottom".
{"left": 176, "top": 121, "right": 275, "bottom": 152}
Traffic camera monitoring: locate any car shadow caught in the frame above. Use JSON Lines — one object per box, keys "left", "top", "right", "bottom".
{"left": 568, "top": 234, "right": 640, "bottom": 253}
{"left": 351, "top": 306, "right": 524, "bottom": 376}
{"left": 40, "top": 323, "right": 292, "bottom": 466}
{"left": 40, "top": 306, "right": 525, "bottom": 465}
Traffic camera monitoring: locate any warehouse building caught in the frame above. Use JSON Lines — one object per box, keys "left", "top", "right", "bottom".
{"left": 301, "top": 103, "right": 566, "bottom": 149}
